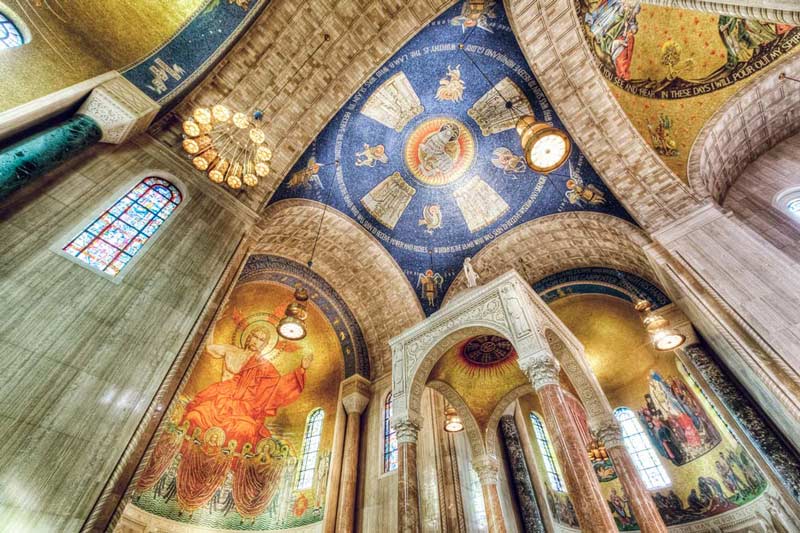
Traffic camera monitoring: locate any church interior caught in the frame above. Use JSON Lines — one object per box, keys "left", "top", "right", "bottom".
{"left": 1, "top": 1, "right": 800, "bottom": 532}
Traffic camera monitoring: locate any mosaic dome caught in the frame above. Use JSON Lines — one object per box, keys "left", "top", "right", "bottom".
{"left": 462, "top": 335, "right": 515, "bottom": 366}
{"left": 270, "top": 1, "right": 634, "bottom": 314}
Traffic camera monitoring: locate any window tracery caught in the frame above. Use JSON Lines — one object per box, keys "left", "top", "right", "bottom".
{"left": 0, "top": 13, "right": 23, "bottom": 49}
{"left": 614, "top": 407, "right": 671, "bottom": 490}
{"left": 297, "top": 408, "right": 324, "bottom": 490}
{"left": 384, "top": 392, "right": 398, "bottom": 473}
{"left": 529, "top": 412, "right": 566, "bottom": 492}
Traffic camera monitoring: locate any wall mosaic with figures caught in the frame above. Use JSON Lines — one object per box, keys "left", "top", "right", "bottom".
{"left": 128, "top": 255, "right": 365, "bottom": 530}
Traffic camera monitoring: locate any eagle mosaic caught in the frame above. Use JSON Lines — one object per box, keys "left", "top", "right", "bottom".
{"left": 270, "top": 0, "right": 634, "bottom": 314}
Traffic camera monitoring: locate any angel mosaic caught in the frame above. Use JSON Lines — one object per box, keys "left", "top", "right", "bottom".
{"left": 451, "top": 0, "right": 497, "bottom": 33}
{"left": 491, "top": 147, "right": 526, "bottom": 174}
{"left": 288, "top": 157, "right": 323, "bottom": 189}
{"left": 436, "top": 65, "right": 465, "bottom": 102}
{"left": 355, "top": 144, "right": 388, "bottom": 167}
{"left": 564, "top": 161, "right": 606, "bottom": 206}
{"left": 417, "top": 269, "right": 444, "bottom": 307}
{"left": 647, "top": 114, "right": 678, "bottom": 157}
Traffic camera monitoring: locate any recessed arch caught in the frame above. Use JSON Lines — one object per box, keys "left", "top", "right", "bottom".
{"left": 427, "top": 379, "right": 486, "bottom": 459}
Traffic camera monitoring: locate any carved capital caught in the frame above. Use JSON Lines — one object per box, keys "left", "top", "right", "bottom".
{"left": 520, "top": 351, "right": 560, "bottom": 390}
{"left": 594, "top": 420, "right": 624, "bottom": 449}
{"left": 472, "top": 455, "right": 500, "bottom": 485}
{"left": 393, "top": 419, "right": 420, "bottom": 444}
{"left": 77, "top": 75, "right": 159, "bottom": 144}
{"left": 341, "top": 375, "right": 371, "bottom": 414}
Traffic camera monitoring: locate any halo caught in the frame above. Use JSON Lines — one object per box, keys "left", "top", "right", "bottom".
{"left": 231, "top": 312, "right": 280, "bottom": 356}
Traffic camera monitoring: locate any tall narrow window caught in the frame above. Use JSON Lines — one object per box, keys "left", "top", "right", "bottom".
{"left": 296, "top": 408, "right": 324, "bottom": 490}
{"left": 0, "top": 13, "right": 23, "bottom": 49}
{"left": 62, "top": 177, "right": 182, "bottom": 277}
{"left": 384, "top": 392, "right": 398, "bottom": 473}
{"left": 615, "top": 407, "right": 671, "bottom": 490}
{"left": 529, "top": 412, "right": 565, "bottom": 492}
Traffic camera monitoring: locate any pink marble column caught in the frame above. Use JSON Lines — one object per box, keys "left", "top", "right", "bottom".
{"left": 335, "top": 377, "right": 370, "bottom": 533}
{"left": 597, "top": 421, "right": 667, "bottom": 533}
{"left": 396, "top": 420, "right": 421, "bottom": 533}
{"left": 473, "top": 455, "right": 508, "bottom": 533}
{"left": 523, "top": 354, "right": 617, "bottom": 533}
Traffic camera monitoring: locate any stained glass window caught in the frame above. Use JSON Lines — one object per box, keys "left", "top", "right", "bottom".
{"left": 529, "top": 412, "right": 566, "bottom": 492}
{"left": 615, "top": 407, "right": 671, "bottom": 490}
{"left": 62, "top": 177, "right": 182, "bottom": 277}
{"left": 384, "top": 392, "right": 398, "bottom": 473}
{"left": 788, "top": 198, "right": 800, "bottom": 214}
{"left": 296, "top": 408, "right": 324, "bottom": 490}
{"left": 0, "top": 13, "right": 23, "bottom": 49}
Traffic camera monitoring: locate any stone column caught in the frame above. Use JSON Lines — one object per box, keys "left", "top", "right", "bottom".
{"left": 499, "top": 415, "right": 545, "bottom": 533}
{"left": 335, "top": 376, "right": 370, "bottom": 533}
{"left": 0, "top": 75, "right": 158, "bottom": 202}
{"left": 472, "top": 455, "right": 508, "bottom": 533}
{"left": 523, "top": 353, "right": 617, "bottom": 533}
{"left": 595, "top": 420, "right": 667, "bottom": 533}
{"left": 396, "top": 419, "right": 421, "bottom": 533}
{"left": 642, "top": 0, "right": 799, "bottom": 25}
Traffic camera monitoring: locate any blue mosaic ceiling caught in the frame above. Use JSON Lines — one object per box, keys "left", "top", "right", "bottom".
{"left": 269, "top": 0, "right": 635, "bottom": 315}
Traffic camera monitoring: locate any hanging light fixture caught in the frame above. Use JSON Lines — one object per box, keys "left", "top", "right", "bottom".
{"left": 277, "top": 286, "right": 309, "bottom": 341}
{"left": 181, "top": 106, "right": 271, "bottom": 190}
{"left": 444, "top": 404, "right": 464, "bottom": 433}
{"left": 180, "top": 34, "right": 330, "bottom": 191}
{"left": 634, "top": 299, "right": 686, "bottom": 352}
{"left": 516, "top": 115, "right": 572, "bottom": 174}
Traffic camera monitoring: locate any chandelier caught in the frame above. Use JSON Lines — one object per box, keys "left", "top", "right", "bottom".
{"left": 634, "top": 299, "right": 686, "bottom": 352}
{"left": 444, "top": 404, "right": 464, "bottom": 433}
{"left": 516, "top": 115, "right": 572, "bottom": 174}
{"left": 277, "top": 286, "right": 309, "bottom": 341}
{"left": 180, "top": 105, "right": 272, "bottom": 190}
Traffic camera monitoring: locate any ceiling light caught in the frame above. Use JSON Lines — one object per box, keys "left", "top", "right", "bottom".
{"left": 634, "top": 299, "right": 685, "bottom": 352}
{"left": 444, "top": 405, "right": 464, "bottom": 433}
{"left": 277, "top": 287, "right": 309, "bottom": 341}
{"left": 516, "top": 115, "right": 571, "bottom": 174}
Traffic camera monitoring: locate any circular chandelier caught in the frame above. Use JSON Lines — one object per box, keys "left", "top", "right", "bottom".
{"left": 516, "top": 115, "right": 572, "bottom": 174}
{"left": 180, "top": 105, "right": 272, "bottom": 190}
{"left": 634, "top": 299, "right": 686, "bottom": 352}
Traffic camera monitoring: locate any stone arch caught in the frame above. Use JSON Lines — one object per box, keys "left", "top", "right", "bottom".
{"left": 258, "top": 198, "right": 424, "bottom": 377}
{"left": 391, "top": 271, "right": 612, "bottom": 436}
{"left": 688, "top": 52, "right": 800, "bottom": 203}
{"left": 427, "top": 379, "right": 486, "bottom": 459}
{"left": 484, "top": 383, "right": 534, "bottom": 457}
{"left": 443, "top": 212, "right": 657, "bottom": 305}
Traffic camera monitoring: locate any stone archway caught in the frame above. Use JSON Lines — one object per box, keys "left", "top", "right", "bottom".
{"left": 389, "top": 270, "right": 628, "bottom": 533}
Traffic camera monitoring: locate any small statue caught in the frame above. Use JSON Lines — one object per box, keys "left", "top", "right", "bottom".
{"left": 464, "top": 257, "right": 479, "bottom": 288}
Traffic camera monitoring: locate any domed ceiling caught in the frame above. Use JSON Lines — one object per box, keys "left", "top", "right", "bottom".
{"left": 269, "top": 0, "right": 634, "bottom": 315}
{"left": 577, "top": 0, "right": 800, "bottom": 180}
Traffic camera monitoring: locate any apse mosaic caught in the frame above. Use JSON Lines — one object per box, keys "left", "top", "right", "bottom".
{"left": 534, "top": 267, "right": 671, "bottom": 310}
{"left": 270, "top": 0, "right": 634, "bottom": 315}
{"left": 132, "top": 256, "right": 363, "bottom": 530}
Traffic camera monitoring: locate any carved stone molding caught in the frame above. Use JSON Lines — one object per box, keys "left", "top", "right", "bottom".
{"left": 78, "top": 75, "right": 159, "bottom": 144}
{"left": 341, "top": 374, "right": 371, "bottom": 415}
{"left": 472, "top": 455, "right": 501, "bottom": 485}
{"left": 394, "top": 419, "right": 420, "bottom": 445}
{"left": 522, "top": 352, "right": 560, "bottom": 391}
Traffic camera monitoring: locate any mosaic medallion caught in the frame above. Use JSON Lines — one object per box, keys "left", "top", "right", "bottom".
{"left": 462, "top": 335, "right": 515, "bottom": 366}
{"left": 404, "top": 117, "right": 475, "bottom": 186}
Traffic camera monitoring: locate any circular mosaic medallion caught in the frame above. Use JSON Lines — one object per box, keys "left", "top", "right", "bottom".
{"left": 462, "top": 335, "right": 515, "bottom": 366}
{"left": 404, "top": 117, "right": 475, "bottom": 186}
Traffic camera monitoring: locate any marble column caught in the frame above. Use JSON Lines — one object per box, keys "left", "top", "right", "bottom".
{"left": 0, "top": 75, "right": 158, "bottom": 202}
{"left": 595, "top": 420, "right": 667, "bottom": 533}
{"left": 499, "top": 415, "right": 545, "bottom": 533}
{"left": 642, "top": 0, "right": 799, "bottom": 25}
{"left": 472, "top": 455, "right": 508, "bottom": 533}
{"left": 524, "top": 353, "right": 617, "bottom": 533}
{"left": 396, "top": 419, "right": 421, "bottom": 533}
{"left": 680, "top": 343, "right": 800, "bottom": 502}
{"left": 335, "top": 376, "right": 370, "bottom": 533}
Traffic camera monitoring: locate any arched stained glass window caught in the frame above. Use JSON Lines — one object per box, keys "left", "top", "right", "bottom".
{"left": 529, "top": 412, "right": 565, "bottom": 492}
{"left": 296, "top": 408, "right": 324, "bottom": 490}
{"left": 384, "top": 392, "right": 398, "bottom": 473}
{"left": 0, "top": 13, "right": 23, "bottom": 49}
{"left": 62, "top": 177, "right": 182, "bottom": 277}
{"left": 614, "top": 407, "right": 671, "bottom": 490}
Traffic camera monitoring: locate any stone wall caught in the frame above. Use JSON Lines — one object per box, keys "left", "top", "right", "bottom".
{"left": 0, "top": 135, "right": 247, "bottom": 531}
{"left": 723, "top": 132, "right": 800, "bottom": 263}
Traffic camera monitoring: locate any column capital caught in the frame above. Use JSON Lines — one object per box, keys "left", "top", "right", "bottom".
{"left": 520, "top": 351, "right": 560, "bottom": 390}
{"left": 393, "top": 419, "right": 420, "bottom": 444}
{"left": 341, "top": 374, "right": 371, "bottom": 415}
{"left": 472, "top": 455, "right": 501, "bottom": 485}
{"left": 594, "top": 419, "right": 624, "bottom": 450}
{"left": 77, "top": 75, "right": 159, "bottom": 144}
